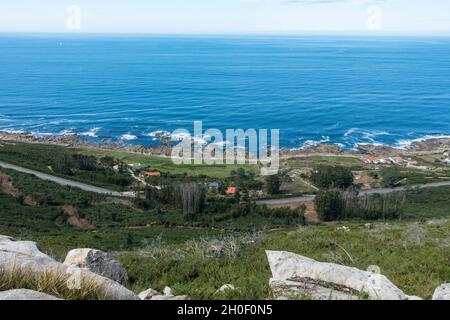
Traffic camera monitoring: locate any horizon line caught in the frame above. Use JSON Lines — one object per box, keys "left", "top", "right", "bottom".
{"left": 1, "top": 30, "right": 450, "bottom": 38}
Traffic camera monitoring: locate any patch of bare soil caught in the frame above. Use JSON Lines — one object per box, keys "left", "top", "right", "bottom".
{"left": 267, "top": 201, "right": 319, "bottom": 223}
{"left": 0, "top": 172, "right": 21, "bottom": 197}
{"left": 304, "top": 202, "right": 319, "bottom": 223}
{"left": 0, "top": 172, "right": 39, "bottom": 206}
{"left": 61, "top": 204, "right": 95, "bottom": 230}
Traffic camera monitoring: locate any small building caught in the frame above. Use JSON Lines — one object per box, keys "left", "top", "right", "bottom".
{"left": 364, "top": 156, "right": 377, "bottom": 164}
{"left": 142, "top": 171, "right": 161, "bottom": 177}
{"left": 208, "top": 182, "right": 220, "bottom": 190}
{"left": 389, "top": 156, "right": 407, "bottom": 165}
{"left": 442, "top": 158, "right": 450, "bottom": 165}
{"left": 226, "top": 187, "right": 237, "bottom": 196}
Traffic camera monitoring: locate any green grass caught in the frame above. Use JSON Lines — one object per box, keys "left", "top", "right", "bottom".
{"left": 283, "top": 156, "right": 365, "bottom": 170}
{"left": 405, "top": 186, "right": 450, "bottom": 219}
{"left": 0, "top": 141, "right": 131, "bottom": 191}
{"left": 78, "top": 147, "right": 257, "bottom": 178}
{"left": 118, "top": 221, "right": 450, "bottom": 299}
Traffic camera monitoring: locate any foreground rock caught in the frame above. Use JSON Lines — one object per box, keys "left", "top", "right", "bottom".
{"left": 0, "top": 235, "right": 49, "bottom": 259}
{"left": 0, "top": 289, "right": 61, "bottom": 300}
{"left": 0, "top": 236, "right": 139, "bottom": 300}
{"left": 138, "top": 287, "right": 190, "bottom": 301}
{"left": 432, "top": 284, "right": 450, "bottom": 300}
{"left": 266, "top": 250, "right": 407, "bottom": 300}
{"left": 215, "top": 284, "right": 236, "bottom": 295}
{"left": 64, "top": 248, "right": 128, "bottom": 284}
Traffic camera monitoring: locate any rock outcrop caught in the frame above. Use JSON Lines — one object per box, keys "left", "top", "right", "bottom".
{"left": 64, "top": 248, "right": 128, "bottom": 284}
{"left": 215, "top": 284, "right": 236, "bottom": 295}
{"left": 0, "top": 236, "right": 139, "bottom": 300}
{"left": 0, "top": 289, "right": 61, "bottom": 300}
{"left": 432, "top": 283, "right": 450, "bottom": 300}
{"left": 138, "top": 287, "right": 190, "bottom": 301}
{"left": 266, "top": 250, "right": 408, "bottom": 300}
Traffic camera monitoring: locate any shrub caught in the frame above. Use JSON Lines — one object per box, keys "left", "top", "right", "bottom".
{"left": 315, "top": 189, "right": 344, "bottom": 221}
{"left": 310, "top": 165, "right": 354, "bottom": 190}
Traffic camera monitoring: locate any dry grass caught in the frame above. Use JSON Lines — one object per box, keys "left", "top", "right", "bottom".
{"left": 0, "top": 266, "right": 110, "bottom": 300}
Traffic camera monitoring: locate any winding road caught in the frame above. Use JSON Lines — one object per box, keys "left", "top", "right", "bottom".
{"left": 2, "top": 160, "right": 450, "bottom": 204}
{"left": 256, "top": 181, "right": 450, "bottom": 206}
{"left": 0, "top": 160, "right": 129, "bottom": 197}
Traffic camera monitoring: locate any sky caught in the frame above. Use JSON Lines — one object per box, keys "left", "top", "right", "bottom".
{"left": 1, "top": 0, "right": 450, "bottom": 35}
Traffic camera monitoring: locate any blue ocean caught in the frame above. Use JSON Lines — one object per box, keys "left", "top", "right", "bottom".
{"left": 1, "top": 34, "right": 450, "bottom": 149}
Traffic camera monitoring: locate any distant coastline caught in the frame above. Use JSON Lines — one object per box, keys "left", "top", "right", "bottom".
{"left": 1, "top": 130, "right": 449, "bottom": 159}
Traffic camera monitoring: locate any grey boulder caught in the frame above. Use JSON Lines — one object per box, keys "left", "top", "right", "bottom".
{"left": 64, "top": 248, "right": 128, "bottom": 284}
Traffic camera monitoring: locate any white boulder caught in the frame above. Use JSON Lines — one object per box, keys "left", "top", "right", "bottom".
{"left": 432, "top": 283, "right": 450, "bottom": 300}
{"left": 266, "top": 250, "right": 407, "bottom": 300}
{"left": 0, "top": 289, "right": 61, "bottom": 300}
{"left": 0, "top": 235, "right": 138, "bottom": 300}
{"left": 215, "top": 284, "right": 236, "bottom": 295}
{"left": 64, "top": 248, "right": 129, "bottom": 284}
{"left": 0, "top": 236, "right": 51, "bottom": 259}
{"left": 139, "top": 288, "right": 160, "bottom": 300}
{"left": 139, "top": 287, "right": 190, "bottom": 300}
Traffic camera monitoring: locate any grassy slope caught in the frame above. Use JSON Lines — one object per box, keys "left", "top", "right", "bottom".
{"left": 119, "top": 221, "right": 450, "bottom": 299}
{"left": 77, "top": 148, "right": 257, "bottom": 178}
{"left": 0, "top": 141, "right": 130, "bottom": 191}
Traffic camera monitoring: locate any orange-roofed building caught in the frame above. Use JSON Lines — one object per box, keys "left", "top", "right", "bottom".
{"left": 365, "top": 156, "right": 377, "bottom": 164}
{"left": 226, "top": 187, "right": 237, "bottom": 196}
{"left": 142, "top": 171, "right": 161, "bottom": 177}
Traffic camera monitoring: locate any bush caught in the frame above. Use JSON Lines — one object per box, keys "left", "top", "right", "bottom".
{"left": 315, "top": 188, "right": 406, "bottom": 222}
{"left": 310, "top": 166, "right": 354, "bottom": 190}
{"left": 315, "top": 189, "right": 344, "bottom": 221}
{"left": 380, "top": 167, "right": 403, "bottom": 187}
{"left": 264, "top": 175, "right": 281, "bottom": 195}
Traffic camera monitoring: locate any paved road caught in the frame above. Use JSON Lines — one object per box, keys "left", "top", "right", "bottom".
{"left": 0, "top": 160, "right": 128, "bottom": 197}
{"left": 2, "top": 160, "right": 450, "bottom": 204}
{"left": 256, "top": 181, "right": 450, "bottom": 206}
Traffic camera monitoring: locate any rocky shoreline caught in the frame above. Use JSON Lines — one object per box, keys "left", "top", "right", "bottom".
{"left": 1, "top": 130, "right": 450, "bottom": 159}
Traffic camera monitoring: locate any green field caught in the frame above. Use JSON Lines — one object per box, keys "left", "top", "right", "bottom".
{"left": 77, "top": 147, "right": 257, "bottom": 178}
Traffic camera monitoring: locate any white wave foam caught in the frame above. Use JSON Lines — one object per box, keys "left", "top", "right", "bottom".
{"left": 146, "top": 130, "right": 171, "bottom": 138}
{"left": 395, "top": 134, "right": 450, "bottom": 149}
{"left": 300, "top": 136, "right": 331, "bottom": 149}
{"left": 80, "top": 127, "right": 101, "bottom": 138}
{"left": 121, "top": 134, "right": 137, "bottom": 141}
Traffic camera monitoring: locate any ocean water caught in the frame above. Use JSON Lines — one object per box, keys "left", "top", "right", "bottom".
{"left": 1, "top": 34, "right": 450, "bottom": 149}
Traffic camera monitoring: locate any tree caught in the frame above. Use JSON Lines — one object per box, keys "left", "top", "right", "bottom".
{"left": 310, "top": 165, "right": 354, "bottom": 190}
{"left": 265, "top": 174, "right": 281, "bottom": 195}
{"left": 314, "top": 189, "right": 344, "bottom": 221}
{"left": 380, "top": 167, "right": 403, "bottom": 188}
{"left": 174, "top": 183, "right": 206, "bottom": 219}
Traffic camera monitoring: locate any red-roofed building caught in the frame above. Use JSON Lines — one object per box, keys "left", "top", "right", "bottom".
{"left": 365, "top": 156, "right": 377, "bottom": 164}
{"left": 226, "top": 187, "right": 237, "bottom": 196}
{"left": 142, "top": 171, "right": 161, "bottom": 177}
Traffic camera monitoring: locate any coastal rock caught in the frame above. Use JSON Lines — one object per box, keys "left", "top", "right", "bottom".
{"left": 64, "top": 248, "right": 128, "bottom": 284}
{"left": 432, "top": 283, "right": 450, "bottom": 300}
{"left": 266, "top": 250, "right": 407, "bottom": 300}
{"left": 0, "top": 289, "right": 61, "bottom": 300}
{"left": 0, "top": 235, "right": 139, "bottom": 300}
